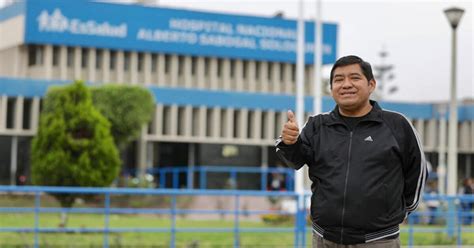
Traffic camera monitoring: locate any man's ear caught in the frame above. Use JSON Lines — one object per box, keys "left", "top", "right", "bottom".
{"left": 369, "top": 79, "right": 376, "bottom": 93}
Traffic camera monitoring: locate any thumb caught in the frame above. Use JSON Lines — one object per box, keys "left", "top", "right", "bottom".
{"left": 287, "top": 110, "right": 296, "bottom": 123}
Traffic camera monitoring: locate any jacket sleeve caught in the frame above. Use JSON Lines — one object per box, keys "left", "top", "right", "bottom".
{"left": 275, "top": 116, "right": 315, "bottom": 170}
{"left": 400, "top": 117, "right": 428, "bottom": 214}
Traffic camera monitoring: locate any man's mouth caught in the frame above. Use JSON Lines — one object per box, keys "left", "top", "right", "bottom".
{"left": 340, "top": 92, "right": 356, "bottom": 96}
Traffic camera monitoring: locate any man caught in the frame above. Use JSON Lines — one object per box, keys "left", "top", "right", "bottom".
{"left": 461, "top": 178, "right": 473, "bottom": 225}
{"left": 275, "top": 55, "right": 427, "bottom": 247}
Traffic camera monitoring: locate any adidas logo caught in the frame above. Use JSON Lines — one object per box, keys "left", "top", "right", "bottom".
{"left": 364, "top": 136, "right": 373, "bottom": 142}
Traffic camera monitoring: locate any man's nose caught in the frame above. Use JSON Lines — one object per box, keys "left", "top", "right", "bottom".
{"left": 341, "top": 79, "right": 353, "bottom": 88}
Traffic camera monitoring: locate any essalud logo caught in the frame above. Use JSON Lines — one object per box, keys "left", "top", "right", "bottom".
{"left": 36, "top": 8, "right": 128, "bottom": 38}
{"left": 37, "top": 8, "right": 68, "bottom": 32}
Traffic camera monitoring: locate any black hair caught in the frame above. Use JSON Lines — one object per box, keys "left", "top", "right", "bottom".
{"left": 329, "top": 55, "right": 374, "bottom": 88}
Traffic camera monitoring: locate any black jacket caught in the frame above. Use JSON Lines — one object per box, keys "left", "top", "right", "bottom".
{"left": 276, "top": 101, "right": 427, "bottom": 245}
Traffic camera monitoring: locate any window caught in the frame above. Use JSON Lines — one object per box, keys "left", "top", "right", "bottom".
{"left": 242, "top": 61, "right": 248, "bottom": 79}
{"left": 110, "top": 50, "right": 117, "bottom": 70}
{"left": 22, "top": 98, "right": 32, "bottom": 129}
{"left": 164, "top": 54, "right": 171, "bottom": 73}
{"left": 95, "top": 49, "right": 103, "bottom": 69}
{"left": 230, "top": 60, "right": 235, "bottom": 78}
{"left": 291, "top": 64, "right": 296, "bottom": 82}
{"left": 28, "top": 45, "right": 44, "bottom": 66}
{"left": 67, "top": 47, "right": 74, "bottom": 67}
{"left": 178, "top": 55, "right": 184, "bottom": 75}
{"left": 267, "top": 63, "right": 272, "bottom": 80}
{"left": 151, "top": 54, "right": 158, "bottom": 72}
{"left": 217, "top": 59, "right": 223, "bottom": 77}
{"left": 6, "top": 98, "right": 15, "bottom": 129}
{"left": 81, "top": 48, "right": 88, "bottom": 68}
{"left": 255, "top": 62, "right": 260, "bottom": 79}
{"left": 137, "top": 53, "right": 144, "bottom": 72}
{"left": 191, "top": 57, "right": 197, "bottom": 75}
{"left": 279, "top": 62, "right": 285, "bottom": 81}
{"left": 204, "top": 58, "right": 210, "bottom": 76}
{"left": 0, "top": 136, "right": 12, "bottom": 185}
{"left": 52, "top": 46, "right": 60, "bottom": 66}
{"left": 124, "top": 52, "right": 130, "bottom": 71}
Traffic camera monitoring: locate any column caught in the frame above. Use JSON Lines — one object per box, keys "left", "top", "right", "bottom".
{"left": 210, "top": 107, "right": 221, "bottom": 138}
{"left": 183, "top": 106, "right": 193, "bottom": 137}
{"left": 170, "top": 55, "right": 179, "bottom": 87}
{"left": 59, "top": 46, "right": 67, "bottom": 80}
{"left": 265, "top": 110, "right": 276, "bottom": 140}
{"left": 183, "top": 56, "right": 192, "bottom": 88}
{"left": 259, "top": 62, "right": 269, "bottom": 93}
{"left": 88, "top": 48, "right": 96, "bottom": 82}
{"left": 157, "top": 54, "right": 165, "bottom": 86}
{"left": 14, "top": 97, "right": 23, "bottom": 131}
{"left": 209, "top": 58, "right": 218, "bottom": 90}
{"left": 235, "top": 60, "right": 243, "bottom": 91}
{"left": 222, "top": 59, "right": 231, "bottom": 90}
{"left": 44, "top": 45, "right": 53, "bottom": 79}
{"left": 10, "top": 136, "right": 18, "bottom": 185}
{"left": 196, "top": 57, "right": 205, "bottom": 89}
{"left": 237, "top": 109, "right": 248, "bottom": 139}
{"left": 272, "top": 62, "right": 281, "bottom": 93}
{"left": 283, "top": 64, "right": 293, "bottom": 94}
{"left": 414, "top": 119, "right": 424, "bottom": 145}
{"left": 116, "top": 51, "right": 124, "bottom": 83}
{"left": 102, "top": 49, "right": 110, "bottom": 83}
{"left": 170, "top": 105, "right": 178, "bottom": 136}
{"left": 74, "top": 47, "right": 82, "bottom": 80}
{"left": 278, "top": 111, "right": 287, "bottom": 138}
{"left": 144, "top": 53, "right": 152, "bottom": 85}
{"left": 0, "top": 95, "right": 7, "bottom": 132}
{"left": 223, "top": 108, "right": 234, "bottom": 138}
{"left": 151, "top": 104, "right": 164, "bottom": 136}
{"left": 459, "top": 122, "right": 470, "bottom": 151}
{"left": 31, "top": 97, "right": 40, "bottom": 133}
{"left": 247, "top": 61, "right": 256, "bottom": 92}
{"left": 136, "top": 127, "right": 147, "bottom": 178}
{"left": 250, "top": 110, "right": 262, "bottom": 140}
{"left": 130, "top": 52, "right": 138, "bottom": 84}
{"left": 198, "top": 106, "right": 206, "bottom": 137}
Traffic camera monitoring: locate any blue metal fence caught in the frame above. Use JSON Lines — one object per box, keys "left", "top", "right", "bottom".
{"left": 126, "top": 166, "right": 295, "bottom": 191}
{"left": 0, "top": 186, "right": 473, "bottom": 247}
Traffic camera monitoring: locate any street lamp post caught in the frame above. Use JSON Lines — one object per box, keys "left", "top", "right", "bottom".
{"left": 444, "top": 7, "right": 464, "bottom": 196}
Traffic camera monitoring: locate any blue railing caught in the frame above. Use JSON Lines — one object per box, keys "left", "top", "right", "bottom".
{"left": 0, "top": 186, "right": 473, "bottom": 247}
{"left": 0, "top": 186, "right": 305, "bottom": 248}
{"left": 126, "top": 166, "right": 295, "bottom": 191}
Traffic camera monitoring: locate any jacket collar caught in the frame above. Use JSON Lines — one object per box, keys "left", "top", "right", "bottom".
{"left": 325, "top": 100, "right": 383, "bottom": 126}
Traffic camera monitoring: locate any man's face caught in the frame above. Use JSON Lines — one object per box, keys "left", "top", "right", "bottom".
{"left": 331, "top": 64, "right": 375, "bottom": 111}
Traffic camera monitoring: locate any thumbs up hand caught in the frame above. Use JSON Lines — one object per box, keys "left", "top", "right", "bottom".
{"left": 281, "top": 110, "right": 300, "bottom": 145}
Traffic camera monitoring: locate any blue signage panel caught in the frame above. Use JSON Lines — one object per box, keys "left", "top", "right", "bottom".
{"left": 24, "top": 0, "right": 338, "bottom": 64}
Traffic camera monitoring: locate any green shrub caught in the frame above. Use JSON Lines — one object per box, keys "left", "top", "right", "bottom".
{"left": 91, "top": 85, "right": 154, "bottom": 149}
{"left": 31, "top": 81, "right": 120, "bottom": 208}
{"left": 261, "top": 214, "right": 293, "bottom": 225}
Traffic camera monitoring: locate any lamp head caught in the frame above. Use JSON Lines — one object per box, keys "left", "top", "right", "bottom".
{"left": 444, "top": 7, "right": 465, "bottom": 29}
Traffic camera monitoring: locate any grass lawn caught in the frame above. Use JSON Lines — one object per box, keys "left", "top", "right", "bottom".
{"left": 1, "top": 213, "right": 473, "bottom": 247}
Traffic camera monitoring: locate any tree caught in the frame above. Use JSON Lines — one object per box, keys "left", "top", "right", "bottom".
{"left": 90, "top": 84, "right": 154, "bottom": 150}
{"left": 31, "top": 81, "right": 120, "bottom": 225}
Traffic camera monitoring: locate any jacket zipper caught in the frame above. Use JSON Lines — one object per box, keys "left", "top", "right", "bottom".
{"left": 340, "top": 131, "right": 353, "bottom": 243}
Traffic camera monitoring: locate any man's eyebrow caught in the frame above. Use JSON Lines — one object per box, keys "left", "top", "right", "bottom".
{"left": 348, "top": 72, "right": 363, "bottom": 77}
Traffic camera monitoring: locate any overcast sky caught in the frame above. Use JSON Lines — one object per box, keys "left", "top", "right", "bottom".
{"left": 1, "top": 0, "right": 472, "bottom": 103}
